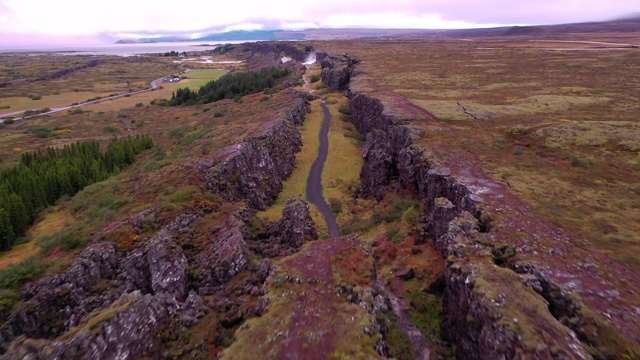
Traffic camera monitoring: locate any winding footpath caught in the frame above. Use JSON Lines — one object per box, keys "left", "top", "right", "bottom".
{"left": 306, "top": 100, "right": 340, "bottom": 238}
{"left": 302, "top": 86, "right": 431, "bottom": 358}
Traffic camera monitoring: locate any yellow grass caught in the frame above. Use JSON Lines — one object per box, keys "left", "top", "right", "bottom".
{"left": 29, "top": 210, "right": 74, "bottom": 241}
{"left": 411, "top": 94, "right": 613, "bottom": 121}
{"left": 322, "top": 94, "right": 363, "bottom": 202}
{"left": 0, "top": 242, "right": 39, "bottom": 270}
{"left": 257, "top": 94, "right": 363, "bottom": 238}
{"left": 79, "top": 88, "right": 174, "bottom": 112}
{"left": 183, "top": 69, "right": 228, "bottom": 79}
{"left": 257, "top": 100, "right": 323, "bottom": 225}
{"left": 79, "top": 70, "right": 228, "bottom": 112}
{"left": 0, "top": 91, "right": 114, "bottom": 116}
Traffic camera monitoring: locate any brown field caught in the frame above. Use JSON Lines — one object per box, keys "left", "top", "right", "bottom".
{"left": 311, "top": 36, "right": 640, "bottom": 272}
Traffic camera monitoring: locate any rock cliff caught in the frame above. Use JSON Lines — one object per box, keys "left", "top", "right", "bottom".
{"left": 0, "top": 90, "right": 313, "bottom": 358}
{"left": 196, "top": 92, "right": 310, "bottom": 210}
{"left": 317, "top": 52, "right": 358, "bottom": 92}
{"left": 335, "top": 58, "right": 640, "bottom": 357}
{"left": 249, "top": 195, "right": 318, "bottom": 257}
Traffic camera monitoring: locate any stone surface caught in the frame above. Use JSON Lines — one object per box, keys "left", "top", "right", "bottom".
{"left": 348, "top": 88, "right": 603, "bottom": 358}
{"left": 250, "top": 196, "right": 318, "bottom": 257}
{"left": 197, "top": 105, "right": 305, "bottom": 210}
{"left": 318, "top": 52, "right": 358, "bottom": 92}
{"left": 0, "top": 85, "right": 311, "bottom": 358}
{"left": 195, "top": 214, "right": 249, "bottom": 288}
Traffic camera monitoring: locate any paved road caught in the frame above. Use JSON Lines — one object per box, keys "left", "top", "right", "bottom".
{"left": 306, "top": 100, "right": 340, "bottom": 238}
{"left": 0, "top": 76, "right": 166, "bottom": 123}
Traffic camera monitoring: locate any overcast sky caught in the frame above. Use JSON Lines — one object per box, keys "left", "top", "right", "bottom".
{"left": 0, "top": 0, "right": 638, "bottom": 45}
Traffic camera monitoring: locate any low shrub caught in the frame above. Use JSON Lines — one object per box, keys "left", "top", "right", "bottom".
{"left": 30, "top": 127, "right": 52, "bottom": 138}
{"left": 385, "top": 196, "right": 421, "bottom": 223}
{"left": 37, "top": 226, "right": 90, "bottom": 255}
{"left": 0, "top": 256, "right": 46, "bottom": 290}
{"left": 103, "top": 126, "right": 120, "bottom": 134}
{"left": 338, "top": 106, "right": 351, "bottom": 115}
{"left": 569, "top": 154, "right": 592, "bottom": 168}
{"left": 329, "top": 197, "right": 343, "bottom": 214}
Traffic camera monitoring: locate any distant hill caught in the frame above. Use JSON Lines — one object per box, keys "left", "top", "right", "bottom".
{"left": 115, "top": 17, "right": 640, "bottom": 44}
{"left": 197, "top": 30, "right": 305, "bottom": 41}
{"left": 115, "top": 30, "right": 305, "bottom": 44}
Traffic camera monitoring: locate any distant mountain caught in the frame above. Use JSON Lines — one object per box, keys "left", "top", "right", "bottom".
{"left": 115, "top": 17, "right": 640, "bottom": 45}
{"left": 196, "top": 30, "right": 305, "bottom": 41}
{"left": 114, "top": 30, "right": 304, "bottom": 44}
{"left": 115, "top": 39, "right": 157, "bottom": 44}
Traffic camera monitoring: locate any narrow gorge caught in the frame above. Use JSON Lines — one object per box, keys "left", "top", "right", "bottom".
{"left": 318, "top": 51, "right": 640, "bottom": 358}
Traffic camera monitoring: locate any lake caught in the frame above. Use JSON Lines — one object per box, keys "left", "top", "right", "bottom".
{"left": 0, "top": 41, "right": 252, "bottom": 56}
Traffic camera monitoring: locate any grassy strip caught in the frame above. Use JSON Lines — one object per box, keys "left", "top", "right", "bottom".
{"left": 257, "top": 100, "right": 325, "bottom": 233}
{"left": 322, "top": 94, "right": 363, "bottom": 213}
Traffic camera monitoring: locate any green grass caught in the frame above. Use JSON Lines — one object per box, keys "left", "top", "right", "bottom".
{"left": 257, "top": 100, "right": 323, "bottom": 222}
{"left": 164, "top": 69, "right": 228, "bottom": 91}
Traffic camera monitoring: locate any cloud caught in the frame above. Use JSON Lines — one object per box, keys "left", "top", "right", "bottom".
{"left": 320, "top": 12, "right": 503, "bottom": 29}
{"left": 281, "top": 22, "right": 319, "bottom": 31}
{"left": 224, "top": 23, "right": 264, "bottom": 32}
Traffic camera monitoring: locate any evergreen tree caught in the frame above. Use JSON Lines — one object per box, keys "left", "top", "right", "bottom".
{"left": 170, "top": 67, "right": 292, "bottom": 106}
{"left": 0, "top": 135, "right": 153, "bottom": 252}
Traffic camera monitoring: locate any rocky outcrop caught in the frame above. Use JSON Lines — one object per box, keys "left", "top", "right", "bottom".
{"left": 3, "top": 291, "right": 207, "bottom": 360}
{"left": 147, "top": 229, "right": 189, "bottom": 301}
{"left": 34, "top": 59, "right": 103, "bottom": 82}
{"left": 283, "top": 92, "right": 312, "bottom": 126}
{"left": 5, "top": 243, "right": 121, "bottom": 342}
{"left": 345, "top": 79, "right": 639, "bottom": 357}
{"left": 0, "top": 87, "right": 313, "bottom": 357}
{"left": 249, "top": 196, "right": 318, "bottom": 257}
{"left": 274, "top": 196, "right": 318, "bottom": 250}
{"left": 198, "top": 93, "right": 310, "bottom": 210}
{"left": 318, "top": 52, "right": 358, "bottom": 92}
{"left": 240, "top": 43, "right": 313, "bottom": 62}
{"left": 195, "top": 214, "right": 249, "bottom": 291}
{"left": 1, "top": 210, "right": 201, "bottom": 350}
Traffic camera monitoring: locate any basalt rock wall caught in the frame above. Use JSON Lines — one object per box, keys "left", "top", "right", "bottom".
{"left": 339, "top": 67, "right": 596, "bottom": 357}
{"left": 0, "top": 91, "right": 313, "bottom": 358}
{"left": 317, "top": 52, "right": 358, "bottom": 92}
{"left": 197, "top": 92, "right": 310, "bottom": 210}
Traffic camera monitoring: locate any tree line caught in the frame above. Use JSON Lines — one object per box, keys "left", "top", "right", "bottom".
{"left": 0, "top": 135, "right": 153, "bottom": 251}
{"left": 162, "top": 51, "right": 188, "bottom": 57}
{"left": 169, "top": 67, "right": 292, "bottom": 106}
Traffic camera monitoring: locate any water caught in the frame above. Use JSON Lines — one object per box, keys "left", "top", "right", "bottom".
{"left": 0, "top": 40, "right": 252, "bottom": 56}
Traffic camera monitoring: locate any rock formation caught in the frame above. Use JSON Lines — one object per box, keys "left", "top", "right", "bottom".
{"left": 324, "top": 55, "right": 640, "bottom": 358}
{"left": 196, "top": 92, "right": 310, "bottom": 210}
{"left": 0, "top": 89, "right": 312, "bottom": 358}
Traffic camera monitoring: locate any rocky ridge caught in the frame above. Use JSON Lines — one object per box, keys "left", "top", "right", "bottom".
{"left": 317, "top": 52, "right": 358, "bottom": 92}
{"left": 319, "top": 54, "right": 640, "bottom": 358}
{"left": 0, "top": 90, "right": 318, "bottom": 358}
{"left": 196, "top": 92, "right": 310, "bottom": 210}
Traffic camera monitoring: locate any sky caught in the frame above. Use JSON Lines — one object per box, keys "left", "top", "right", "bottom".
{"left": 0, "top": 0, "right": 638, "bottom": 46}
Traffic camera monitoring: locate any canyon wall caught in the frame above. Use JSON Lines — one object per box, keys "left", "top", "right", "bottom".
{"left": 0, "top": 91, "right": 315, "bottom": 359}
{"left": 320, "top": 54, "right": 639, "bottom": 358}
